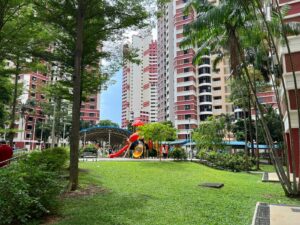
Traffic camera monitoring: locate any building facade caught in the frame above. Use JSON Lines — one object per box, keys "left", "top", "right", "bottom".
{"left": 278, "top": 0, "right": 300, "bottom": 175}
{"left": 14, "top": 72, "right": 48, "bottom": 149}
{"left": 121, "top": 34, "right": 158, "bottom": 128}
{"left": 157, "top": 0, "right": 233, "bottom": 139}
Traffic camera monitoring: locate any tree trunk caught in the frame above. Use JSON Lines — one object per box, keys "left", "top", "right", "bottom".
{"left": 248, "top": 97, "right": 255, "bottom": 157}
{"left": 253, "top": 0, "right": 297, "bottom": 195}
{"left": 69, "top": 0, "right": 84, "bottom": 191}
{"left": 8, "top": 57, "right": 20, "bottom": 147}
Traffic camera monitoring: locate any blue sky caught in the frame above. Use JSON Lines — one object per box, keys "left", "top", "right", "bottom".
{"left": 100, "top": 70, "right": 122, "bottom": 125}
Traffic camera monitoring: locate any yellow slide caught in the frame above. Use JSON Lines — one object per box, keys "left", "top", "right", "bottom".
{"left": 132, "top": 142, "right": 144, "bottom": 158}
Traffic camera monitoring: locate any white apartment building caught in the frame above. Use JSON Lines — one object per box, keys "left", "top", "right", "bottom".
{"left": 121, "top": 34, "right": 158, "bottom": 128}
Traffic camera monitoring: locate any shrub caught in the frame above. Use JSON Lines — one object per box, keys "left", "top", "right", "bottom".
{"left": 21, "top": 147, "right": 68, "bottom": 172}
{"left": 197, "top": 150, "right": 254, "bottom": 172}
{"left": 83, "top": 145, "right": 97, "bottom": 154}
{"left": 169, "top": 147, "right": 187, "bottom": 160}
{"left": 0, "top": 148, "right": 67, "bottom": 224}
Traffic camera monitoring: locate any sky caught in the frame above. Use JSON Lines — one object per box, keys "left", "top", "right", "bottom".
{"left": 100, "top": 70, "right": 122, "bottom": 125}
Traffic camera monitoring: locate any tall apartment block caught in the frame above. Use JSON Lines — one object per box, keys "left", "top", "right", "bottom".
{"left": 278, "top": 0, "right": 300, "bottom": 175}
{"left": 80, "top": 94, "right": 101, "bottom": 125}
{"left": 121, "top": 34, "right": 158, "bottom": 128}
{"left": 14, "top": 72, "right": 48, "bottom": 150}
{"left": 157, "top": 0, "right": 233, "bottom": 139}
{"left": 157, "top": 3, "right": 175, "bottom": 123}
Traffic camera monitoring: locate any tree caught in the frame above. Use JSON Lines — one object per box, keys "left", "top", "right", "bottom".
{"left": 192, "top": 116, "right": 225, "bottom": 152}
{"left": 33, "top": 0, "right": 148, "bottom": 191}
{"left": 98, "top": 120, "right": 119, "bottom": 128}
{"left": 138, "top": 122, "right": 177, "bottom": 159}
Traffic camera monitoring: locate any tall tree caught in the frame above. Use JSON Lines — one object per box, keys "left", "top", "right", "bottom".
{"left": 33, "top": 0, "right": 148, "bottom": 190}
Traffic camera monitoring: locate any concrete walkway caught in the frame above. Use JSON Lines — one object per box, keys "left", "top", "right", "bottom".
{"left": 262, "top": 172, "right": 299, "bottom": 182}
{"left": 252, "top": 202, "right": 300, "bottom": 225}
{"left": 79, "top": 157, "right": 180, "bottom": 162}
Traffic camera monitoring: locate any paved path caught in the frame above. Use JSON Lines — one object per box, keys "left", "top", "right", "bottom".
{"left": 252, "top": 202, "right": 300, "bottom": 225}
{"left": 79, "top": 157, "right": 187, "bottom": 162}
{"left": 262, "top": 172, "right": 299, "bottom": 182}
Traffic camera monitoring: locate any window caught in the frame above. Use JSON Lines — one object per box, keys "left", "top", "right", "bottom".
{"left": 32, "top": 76, "right": 37, "bottom": 81}
{"left": 26, "top": 125, "right": 33, "bottom": 130}
{"left": 213, "top": 87, "right": 221, "bottom": 91}
{"left": 214, "top": 106, "right": 222, "bottom": 109}
{"left": 89, "top": 113, "right": 95, "bottom": 117}
{"left": 183, "top": 49, "right": 189, "bottom": 54}
{"left": 183, "top": 15, "right": 188, "bottom": 20}
{"left": 184, "top": 105, "right": 191, "bottom": 110}
{"left": 90, "top": 98, "right": 95, "bottom": 102}
{"left": 184, "top": 58, "right": 189, "bottom": 64}
{"left": 28, "top": 117, "right": 33, "bottom": 122}
{"left": 31, "top": 84, "right": 36, "bottom": 89}
{"left": 184, "top": 86, "right": 190, "bottom": 91}
{"left": 198, "top": 67, "right": 210, "bottom": 74}
{"left": 31, "top": 93, "right": 36, "bottom": 97}
{"left": 201, "top": 58, "right": 210, "bottom": 65}
{"left": 184, "top": 77, "right": 190, "bottom": 82}
{"left": 213, "top": 96, "right": 222, "bottom": 100}
{"left": 185, "top": 124, "right": 190, "bottom": 129}
{"left": 184, "top": 95, "right": 190, "bottom": 100}
{"left": 184, "top": 67, "right": 190, "bottom": 73}
{"left": 185, "top": 114, "right": 191, "bottom": 120}
{"left": 90, "top": 105, "right": 95, "bottom": 109}
{"left": 213, "top": 77, "right": 221, "bottom": 81}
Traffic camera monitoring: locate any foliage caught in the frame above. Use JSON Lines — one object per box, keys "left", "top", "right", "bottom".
{"left": 81, "top": 145, "right": 97, "bottom": 155}
{"left": 192, "top": 116, "right": 225, "bottom": 151}
{"left": 98, "top": 120, "right": 119, "bottom": 128}
{"left": 232, "top": 119, "right": 255, "bottom": 141}
{"left": 21, "top": 147, "right": 68, "bottom": 172}
{"left": 138, "top": 122, "right": 177, "bottom": 143}
{"left": 169, "top": 147, "right": 187, "bottom": 160}
{"left": 257, "top": 106, "right": 283, "bottom": 143}
{"left": 0, "top": 147, "right": 67, "bottom": 225}
{"left": 197, "top": 150, "right": 254, "bottom": 172}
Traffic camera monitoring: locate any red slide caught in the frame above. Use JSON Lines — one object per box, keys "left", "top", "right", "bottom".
{"left": 109, "top": 144, "right": 129, "bottom": 158}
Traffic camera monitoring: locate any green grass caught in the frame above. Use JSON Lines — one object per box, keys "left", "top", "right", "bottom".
{"left": 54, "top": 162, "right": 300, "bottom": 225}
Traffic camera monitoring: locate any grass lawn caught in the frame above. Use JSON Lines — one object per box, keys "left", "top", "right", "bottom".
{"left": 53, "top": 162, "right": 300, "bottom": 225}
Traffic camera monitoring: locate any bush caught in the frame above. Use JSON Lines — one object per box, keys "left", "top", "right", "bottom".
{"left": 21, "top": 147, "right": 68, "bottom": 172}
{"left": 197, "top": 150, "right": 254, "bottom": 172}
{"left": 169, "top": 147, "right": 187, "bottom": 160}
{"left": 0, "top": 148, "right": 67, "bottom": 224}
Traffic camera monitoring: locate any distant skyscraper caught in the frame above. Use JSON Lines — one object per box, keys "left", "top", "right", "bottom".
{"left": 121, "top": 34, "right": 158, "bottom": 128}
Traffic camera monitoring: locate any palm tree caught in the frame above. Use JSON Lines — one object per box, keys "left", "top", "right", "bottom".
{"left": 181, "top": 0, "right": 300, "bottom": 196}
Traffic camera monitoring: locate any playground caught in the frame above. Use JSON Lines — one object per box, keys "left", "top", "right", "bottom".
{"left": 80, "top": 120, "right": 177, "bottom": 160}
{"left": 51, "top": 161, "right": 299, "bottom": 225}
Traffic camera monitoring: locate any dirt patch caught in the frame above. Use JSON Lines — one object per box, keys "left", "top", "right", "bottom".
{"left": 41, "top": 215, "right": 62, "bottom": 225}
{"left": 63, "top": 184, "right": 109, "bottom": 198}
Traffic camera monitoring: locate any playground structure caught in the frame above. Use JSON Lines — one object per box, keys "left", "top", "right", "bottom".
{"left": 109, "top": 120, "right": 151, "bottom": 159}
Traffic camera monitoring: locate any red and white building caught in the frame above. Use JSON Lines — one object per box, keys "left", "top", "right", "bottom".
{"left": 122, "top": 34, "right": 158, "bottom": 128}
{"left": 80, "top": 94, "right": 100, "bottom": 125}
{"left": 14, "top": 72, "right": 48, "bottom": 149}
{"left": 278, "top": 0, "right": 300, "bottom": 176}
{"left": 158, "top": 0, "right": 232, "bottom": 139}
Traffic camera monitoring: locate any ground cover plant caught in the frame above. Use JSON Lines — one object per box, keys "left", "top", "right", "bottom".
{"left": 52, "top": 161, "right": 300, "bottom": 225}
